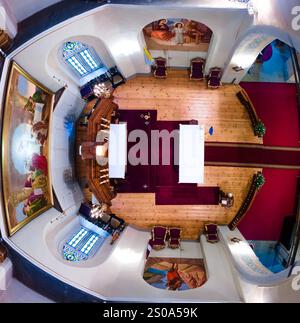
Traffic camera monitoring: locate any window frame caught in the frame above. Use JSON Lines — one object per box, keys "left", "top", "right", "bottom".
{"left": 63, "top": 41, "right": 104, "bottom": 78}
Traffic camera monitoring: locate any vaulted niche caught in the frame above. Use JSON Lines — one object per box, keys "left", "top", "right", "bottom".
{"left": 62, "top": 41, "right": 105, "bottom": 78}
{"left": 143, "top": 18, "right": 213, "bottom": 52}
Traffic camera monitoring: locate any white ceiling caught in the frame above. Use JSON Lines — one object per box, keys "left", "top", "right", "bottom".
{"left": 8, "top": 0, "right": 62, "bottom": 22}
{"left": 6, "top": 0, "right": 249, "bottom": 23}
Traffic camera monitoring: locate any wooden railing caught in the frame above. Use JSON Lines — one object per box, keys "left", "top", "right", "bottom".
{"left": 86, "top": 98, "right": 119, "bottom": 205}
{"left": 236, "top": 89, "right": 264, "bottom": 137}
{"left": 228, "top": 172, "right": 262, "bottom": 230}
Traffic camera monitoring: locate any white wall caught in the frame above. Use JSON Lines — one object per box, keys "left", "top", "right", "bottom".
{"left": 150, "top": 50, "right": 208, "bottom": 68}
{"left": 50, "top": 89, "right": 84, "bottom": 212}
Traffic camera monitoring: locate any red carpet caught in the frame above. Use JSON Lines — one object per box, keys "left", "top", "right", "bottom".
{"left": 238, "top": 169, "right": 300, "bottom": 241}
{"left": 117, "top": 109, "right": 157, "bottom": 193}
{"left": 205, "top": 144, "right": 300, "bottom": 169}
{"left": 240, "top": 82, "right": 299, "bottom": 147}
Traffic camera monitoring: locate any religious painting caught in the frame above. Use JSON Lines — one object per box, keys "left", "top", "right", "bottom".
{"left": 1, "top": 62, "right": 54, "bottom": 236}
{"left": 143, "top": 18, "right": 213, "bottom": 52}
{"left": 143, "top": 257, "right": 207, "bottom": 290}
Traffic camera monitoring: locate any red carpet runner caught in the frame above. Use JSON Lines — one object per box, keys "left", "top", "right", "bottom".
{"left": 205, "top": 144, "right": 300, "bottom": 169}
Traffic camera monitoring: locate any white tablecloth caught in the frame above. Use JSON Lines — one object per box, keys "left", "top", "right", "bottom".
{"left": 179, "top": 124, "right": 204, "bottom": 184}
{"left": 108, "top": 123, "right": 127, "bottom": 179}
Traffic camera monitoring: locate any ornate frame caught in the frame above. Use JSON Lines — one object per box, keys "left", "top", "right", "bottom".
{"left": 1, "top": 62, "right": 54, "bottom": 236}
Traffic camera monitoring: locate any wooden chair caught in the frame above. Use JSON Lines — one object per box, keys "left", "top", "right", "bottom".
{"left": 168, "top": 227, "right": 182, "bottom": 249}
{"left": 190, "top": 57, "right": 205, "bottom": 80}
{"left": 154, "top": 57, "right": 167, "bottom": 79}
{"left": 204, "top": 223, "right": 219, "bottom": 243}
{"left": 207, "top": 67, "right": 222, "bottom": 89}
{"left": 150, "top": 226, "right": 168, "bottom": 250}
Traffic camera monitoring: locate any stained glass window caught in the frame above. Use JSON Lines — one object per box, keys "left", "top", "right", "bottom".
{"left": 62, "top": 41, "right": 104, "bottom": 77}
{"left": 62, "top": 226, "right": 109, "bottom": 262}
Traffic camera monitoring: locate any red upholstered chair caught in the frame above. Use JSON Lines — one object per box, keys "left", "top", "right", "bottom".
{"left": 154, "top": 57, "right": 167, "bottom": 79}
{"left": 190, "top": 57, "right": 205, "bottom": 80}
{"left": 150, "top": 226, "right": 168, "bottom": 250}
{"left": 204, "top": 223, "right": 219, "bottom": 243}
{"left": 207, "top": 67, "right": 222, "bottom": 89}
{"left": 168, "top": 227, "right": 182, "bottom": 249}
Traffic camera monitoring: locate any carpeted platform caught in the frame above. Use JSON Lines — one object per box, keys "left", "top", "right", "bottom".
{"left": 238, "top": 169, "right": 300, "bottom": 241}
{"left": 240, "top": 82, "right": 300, "bottom": 147}
{"left": 116, "top": 113, "right": 220, "bottom": 205}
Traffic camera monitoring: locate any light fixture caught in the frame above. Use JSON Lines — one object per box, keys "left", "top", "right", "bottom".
{"left": 93, "top": 83, "right": 111, "bottom": 98}
{"left": 232, "top": 66, "right": 245, "bottom": 72}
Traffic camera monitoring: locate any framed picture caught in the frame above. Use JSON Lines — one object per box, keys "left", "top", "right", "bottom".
{"left": 1, "top": 62, "right": 54, "bottom": 236}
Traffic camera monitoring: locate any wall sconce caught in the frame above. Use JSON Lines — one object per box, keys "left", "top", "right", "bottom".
{"left": 232, "top": 66, "right": 245, "bottom": 72}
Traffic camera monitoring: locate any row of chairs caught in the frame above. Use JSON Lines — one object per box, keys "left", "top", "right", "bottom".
{"left": 149, "top": 226, "right": 182, "bottom": 250}
{"left": 149, "top": 224, "right": 219, "bottom": 251}
{"left": 153, "top": 57, "right": 222, "bottom": 88}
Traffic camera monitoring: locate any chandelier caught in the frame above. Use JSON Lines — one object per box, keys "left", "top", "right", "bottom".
{"left": 93, "top": 83, "right": 111, "bottom": 98}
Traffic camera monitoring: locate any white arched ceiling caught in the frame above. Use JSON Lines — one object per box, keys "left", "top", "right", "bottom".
{"left": 222, "top": 17, "right": 300, "bottom": 84}
{"left": 222, "top": 32, "right": 275, "bottom": 84}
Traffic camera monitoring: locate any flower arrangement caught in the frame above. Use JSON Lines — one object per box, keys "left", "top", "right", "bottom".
{"left": 254, "top": 172, "right": 265, "bottom": 190}
{"left": 254, "top": 120, "right": 266, "bottom": 137}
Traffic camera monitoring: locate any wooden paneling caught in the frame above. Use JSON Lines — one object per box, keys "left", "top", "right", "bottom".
{"left": 111, "top": 167, "right": 262, "bottom": 240}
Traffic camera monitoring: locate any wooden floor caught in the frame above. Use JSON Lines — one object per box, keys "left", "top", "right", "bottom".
{"left": 77, "top": 71, "right": 263, "bottom": 240}
{"left": 113, "top": 69, "right": 262, "bottom": 144}
{"left": 111, "top": 166, "right": 262, "bottom": 240}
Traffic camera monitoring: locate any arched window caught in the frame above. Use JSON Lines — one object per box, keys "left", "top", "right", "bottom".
{"left": 62, "top": 41, "right": 104, "bottom": 77}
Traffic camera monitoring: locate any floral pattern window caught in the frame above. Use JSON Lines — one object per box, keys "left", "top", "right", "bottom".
{"left": 63, "top": 41, "right": 104, "bottom": 77}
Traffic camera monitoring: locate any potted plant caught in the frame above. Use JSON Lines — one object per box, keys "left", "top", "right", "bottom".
{"left": 254, "top": 172, "right": 265, "bottom": 190}
{"left": 254, "top": 120, "right": 266, "bottom": 137}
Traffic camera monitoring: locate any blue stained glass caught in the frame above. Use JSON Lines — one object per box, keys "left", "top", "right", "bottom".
{"left": 63, "top": 41, "right": 104, "bottom": 77}
{"left": 63, "top": 41, "right": 85, "bottom": 59}
{"left": 62, "top": 226, "right": 108, "bottom": 262}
